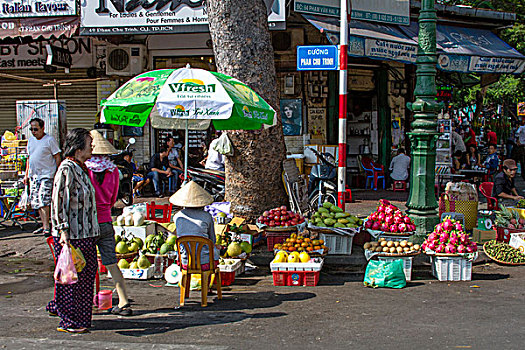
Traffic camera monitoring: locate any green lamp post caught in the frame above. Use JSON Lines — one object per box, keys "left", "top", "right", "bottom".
{"left": 406, "top": 0, "right": 443, "bottom": 237}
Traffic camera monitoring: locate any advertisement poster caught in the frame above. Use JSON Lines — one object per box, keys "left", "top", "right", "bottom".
{"left": 280, "top": 99, "right": 302, "bottom": 136}
{"left": 308, "top": 107, "right": 326, "bottom": 140}
{"left": 81, "top": 0, "right": 285, "bottom": 35}
{"left": 518, "top": 102, "right": 525, "bottom": 117}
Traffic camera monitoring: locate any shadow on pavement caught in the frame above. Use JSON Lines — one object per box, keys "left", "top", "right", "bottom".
{"left": 471, "top": 272, "right": 510, "bottom": 280}
{"left": 92, "top": 291, "right": 313, "bottom": 337}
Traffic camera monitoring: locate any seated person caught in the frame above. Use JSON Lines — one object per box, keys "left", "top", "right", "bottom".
{"left": 452, "top": 151, "right": 467, "bottom": 173}
{"left": 466, "top": 145, "right": 481, "bottom": 169}
{"left": 170, "top": 181, "right": 220, "bottom": 271}
{"left": 389, "top": 148, "right": 410, "bottom": 183}
{"left": 136, "top": 148, "right": 171, "bottom": 197}
{"left": 483, "top": 143, "right": 499, "bottom": 176}
{"left": 166, "top": 137, "right": 184, "bottom": 193}
{"left": 493, "top": 159, "right": 524, "bottom": 207}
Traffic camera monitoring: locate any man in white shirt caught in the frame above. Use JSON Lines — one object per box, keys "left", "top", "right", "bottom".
{"left": 205, "top": 136, "right": 225, "bottom": 172}
{"left": 451, "top": 130, "right": 466, "bottom": 155}
{"left": 515, "top": 120, "right": 525, "bottom": 180}
{"left": 24, "top": 118, "right": 61, "bottom": 236}
{"left": 389, "top": 148, "right": 411, "bottom": 184}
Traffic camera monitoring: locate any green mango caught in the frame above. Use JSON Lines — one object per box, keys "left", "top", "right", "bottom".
{"left": 318, "top": 207, "right": 329, "bottom": 214}
{"left": 334, "top": 222, "right": 346, "bottom": 228}
{"left": 318, "top": 222, "right": 328, "bottom": 227}
{"left": 322, "top": 202, "right": 333, "bottom": 209}
{"left": 348, "top": 216, "right": 358, "bottom": 223}
{"left": 315, "top": 217, "right": 323, "bottom": 224}
{"left": 346, "top": 223, "right": 355, "bottom": 228}
{"left": 335, "top": 212, "right": 350, "bottom": 219}
{"left": 321, "top": 211, "right": 332, "bottom": 218}
{"left": 357, "top": 219, "right": 364, "bottom": 225}
{"left": 330, "top": 205, "right": 343, "bottom": 213}
{"left": 338, "top": 218, "right": 349, "bottom": 224}
{"left": 323, "top": 218, "right": 336, "bottom": 226}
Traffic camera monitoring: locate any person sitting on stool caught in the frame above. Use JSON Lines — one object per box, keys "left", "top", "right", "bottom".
{"left": 493, "top": 159, "right": 523, "bottom": 207}
{"left": 389, "top": 148, "right": 410, "bottom": 189}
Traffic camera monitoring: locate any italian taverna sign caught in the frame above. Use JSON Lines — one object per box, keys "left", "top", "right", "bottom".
{"left": 0, "top": 0, "right": 77, "bottom": 18}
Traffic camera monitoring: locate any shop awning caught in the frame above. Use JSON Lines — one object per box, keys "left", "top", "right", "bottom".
{"left": 303, "top": 15, "right": 525, "bottom": 74}
{"left": 0, "top": 17, "right": 79, "bottom": 41}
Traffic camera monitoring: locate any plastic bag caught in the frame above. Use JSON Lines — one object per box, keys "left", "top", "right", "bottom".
{"left": 213, "top": 133, "right": 234, "bottom": 156}
{"left": 18, "top": 186, "right": 29, "bottom": 210}
{"left": 70, "top": 245, "right": 86, "bottom": 273}
{"left": 363, "top": 259, "right": 406, "bottom": 289}
{"left": 54, "top": 244, "right": 78, "bottom": 285}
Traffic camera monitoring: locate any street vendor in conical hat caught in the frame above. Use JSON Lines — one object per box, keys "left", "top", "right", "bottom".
{"left": 170, "top": 181, "right": 220, "bottom": 270}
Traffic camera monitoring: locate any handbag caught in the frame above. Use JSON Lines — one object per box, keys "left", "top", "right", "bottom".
{"left": 363, "top": 259, "right": 406, "bottom": 289}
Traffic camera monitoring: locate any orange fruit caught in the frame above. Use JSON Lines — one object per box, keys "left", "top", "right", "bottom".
{"left": 314, "top": 245, "right": 321, "bottom": 250}
{"left": 301, "top": 242, "right": 308, "bottom": 248}
{"left": 321, "top": 245, "right": 327, "bottom": 249}
{"left": 306, "top": 247, "right": 313, "bottom": 252}
{"left": 288, "top": 246, "right": 296, "bottom": 252}
{"left": 304, "top": 238, "right": 311, "bottom": 243}
{"left": 296, "top": 239, "right": 303, "bottom": 244}
{"left": 289, "top": 238, "right": 296, "bottom": 244}
{"left": 294, "top": 244, "right": 300, "bottom": 248}
{"left": 312, "top": 240, "right": 320, "bottom": 246}
{"left": 318, "top": 239, "right": 324, "bottom": 245}
{"left": 290, "top": 233, "right": 297, "bottom": 239}
{"left": 285, "top": 238, "right": 290, "bottom": 243}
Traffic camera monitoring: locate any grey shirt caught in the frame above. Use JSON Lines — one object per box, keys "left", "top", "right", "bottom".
{"left": 173, "top": 208, "right": 219, "bottom": 265}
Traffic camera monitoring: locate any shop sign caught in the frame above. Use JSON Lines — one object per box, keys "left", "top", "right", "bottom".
{"left": 45, "top": 44, "right": 72, "bottom": 68}
{"left": 0, "top": 36, "right": 92, "bottom": 69}
{"left": 363, "top": 38, "right": 416, "bottom": 63}
{"left": 297, "top": 45, "right": 338, "bottom": 70}
{"left": 294, "top": 0, "right": 410, "bottom": 25}
{"left": 518, "top": 102, "right": 525, "bottom": 117}
{"left": 469, "top": 56, "right": 525, "bottom": 74}
{"left": 81, "top": 0, "right": 286, "bottom": 35}
{"left": 0, "top": 0, "right": 76, "bottom": 18}
{"left": 437, "top": 86, "right": 453, "bottom": 100}
{"left": 0, "top": 15, "right": 78, "bottom": 39}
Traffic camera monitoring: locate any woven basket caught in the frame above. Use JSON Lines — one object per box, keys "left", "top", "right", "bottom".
{"left": 439, "top": 193, "right": 478, "bottom": 231}
{"left": 483, "top": 242, "right": 525, "bottom": 266}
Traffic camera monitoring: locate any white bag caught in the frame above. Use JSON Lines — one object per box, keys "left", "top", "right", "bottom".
{"left": 213, "top": 133, "right": 234, "bottom": 156}
{"left": 19, "top": 186, "right": 29, "bottom": 210}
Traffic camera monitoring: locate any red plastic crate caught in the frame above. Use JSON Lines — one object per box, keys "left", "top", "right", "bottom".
{"left": 266, "top": 231, "right": 293, "bottom": 251}
{"left": 220, "top": 271, "right": 235, "bottom": 286}
{"left": 495, "top": 226, "right": 521, "bottom": 243}
{"left": 272, "top": 270, "right": 320, "bottom": 286}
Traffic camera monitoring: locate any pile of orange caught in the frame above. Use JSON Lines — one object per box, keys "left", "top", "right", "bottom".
{"left": 273, "top": 233, "right": 328, "bottom": 253}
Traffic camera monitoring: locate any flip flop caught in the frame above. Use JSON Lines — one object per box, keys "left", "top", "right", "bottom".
{"left": 57, "top": 327, "right": 89, "bottom": 334}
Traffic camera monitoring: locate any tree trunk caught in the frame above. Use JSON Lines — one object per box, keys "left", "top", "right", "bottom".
{"left": 207, "top": 0, "right": 287, "bottom": 220}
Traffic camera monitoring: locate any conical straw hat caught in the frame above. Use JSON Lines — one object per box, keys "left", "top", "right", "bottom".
{"left": 90, "top": 130, "right": 117, "bottom": 155}
{"left": 169, "top": 181, "right": 214, "bottom": 207}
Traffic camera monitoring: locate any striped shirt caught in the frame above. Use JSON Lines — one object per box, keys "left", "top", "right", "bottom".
{"left": 51, "top": 159, "right": 100, "bottom": 240}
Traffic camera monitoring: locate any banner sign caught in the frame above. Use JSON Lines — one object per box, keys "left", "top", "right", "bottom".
{"left": 0, "top": 0, "right": 76, "bottom": 18}
{"left": 81, "top": 0, "right": 286, "bottom": 35}
{"left": 347, "top": 36, "right": 416, "bottom": 64}
{"left": 0, "top": 36, "right": 92, "bottom": 69}
{"left": 294, "top": 0, "right": 410, "bottom": 25}
{"left": 0, "top": 15, "right": 78, "bottom": 39}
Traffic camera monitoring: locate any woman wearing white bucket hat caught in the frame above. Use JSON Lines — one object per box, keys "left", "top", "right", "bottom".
{"left": 85, "top": 130, "right": 132, "bottom": 316}
{"left": 171, "top": 181, "right": 220, "bottom": 271}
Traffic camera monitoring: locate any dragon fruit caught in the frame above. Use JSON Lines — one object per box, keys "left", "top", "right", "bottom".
{"left": 394, "top": 216, "right": 403, "bottom": 225}
{"left": 435, "top": 224, "right": 443, "bottom": 234}
{"left": 445, "top": 243, "right": 457, "bottom": 254}
{"left": 364, "top": 220, "right": 373, "bottom": 229}
{"left": 398, "top": 223, "right": 407, "bottom": 232}
{"left": 381, "top": 223, "right": 390, "bottom": 232}
{"left": 427, "top": 232, "right": 438, "bottom": 242}
{"left": 389, "top": 224, "right": 399, "bottom": 233}
{"left": 427, "top": 241, "right": 437, "bottom": 251}
{"left": 459, "top": 233, "right": 469, "bottom": 245}
{"left": 435, "top": 244, "right": 446, "bottom": 253}
{"left": 439, "top": 232, "right": 449, "bottom": 243}
{"left": 377, "top": 205, "right": 385, "bottom": 213}
{"left": 371, "top": 221, "right": 381, "bottom": 230}
{"left": 454, "top": 222, "right": 463, "bottom": 231}
{"left": 421, "top": 242, "right": 428, "bottom": 250}
{"left": 385, "top": 215, "right": 394, "bottom": 225}
{"left": 466, "top": 242, "right": 477, "bottom": 253}
{"left": 442, "top": 219, "right": 453, "bottom": 232}
{"left": 378, "top": 212, "right": 386, "bottom": 222}
{"left": 380, "top": 199, "right": 390, "bottom": 206}
{"left": 404, "top": 216, "right": 412, "bottom": 224}
{"left": 457, "top": 244, "right": 466, "bottom": 253}
{"left": 369, "top": 212, "right": 378, "bottom": 221}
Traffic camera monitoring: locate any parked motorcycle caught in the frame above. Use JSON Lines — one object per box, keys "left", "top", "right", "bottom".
{"left": 110, "top": 138, "right": 136, "bottom": 206}
{"left": 307, "top": 148, "right": 337, "bottom": 209}
{"left": 186, "top": 166, "right": 225, "bottom": 202}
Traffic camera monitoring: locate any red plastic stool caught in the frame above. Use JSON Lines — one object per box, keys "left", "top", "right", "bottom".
{"left": 344, "top": 188, "right": 353, "bottom": 203}
{"left": 393, "top": 181, "right": 407, "bottom": 192}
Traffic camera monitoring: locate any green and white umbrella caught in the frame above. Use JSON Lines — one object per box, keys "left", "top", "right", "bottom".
{"left": 100, "top": 67, "right": 276, "bottom": 180}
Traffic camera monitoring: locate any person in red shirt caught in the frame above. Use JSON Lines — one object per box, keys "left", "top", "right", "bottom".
{"left": 486, "top": 126, "right": 497, "bottom": 145}
{"left": 463, "top": 125, "right": 477, "bottom": 148}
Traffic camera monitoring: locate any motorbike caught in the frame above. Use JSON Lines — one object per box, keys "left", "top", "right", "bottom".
{"left": 110, "top": 138, "right": 136, "bottom": 206}
{"left": 186, "top": 166, "right": 225, "bottom": 202}
{"left": 307, "top": 148, "right": 337, "bottom": 209}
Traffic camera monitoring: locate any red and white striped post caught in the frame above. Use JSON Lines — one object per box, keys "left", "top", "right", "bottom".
{"left": 337, "top": 0, "right": 350, "bottom": 209}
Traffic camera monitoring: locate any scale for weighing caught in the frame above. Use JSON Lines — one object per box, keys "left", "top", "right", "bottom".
{"left": 477, "top": 210, "right": 493, "bottom": 230}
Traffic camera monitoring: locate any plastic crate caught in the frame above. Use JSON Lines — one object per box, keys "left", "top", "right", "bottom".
{"left": 220, "top": 271, "right": 235, "bottom": 286}
{"left": 320, "top": 232, "right": 353, "bottom": 255}
{"left": 272, "top": 270, "right": 320, "bottom": 286}
{"left": 270, "top": 259, "right": 323, "bottom": 272}
{"left": 495, "top": 226, "right": 521, "bottom": 243}
{"left": 378, "top": 256, "right": 413, "bottom": 281}
{"left": 266, "top": 231, "right": 293, "bottom": 251}
{"left": 430, "top": 256, "right": 472, "bottom": 281}
{"left": 218, "top": 259, "right": 243, "bottom": 286}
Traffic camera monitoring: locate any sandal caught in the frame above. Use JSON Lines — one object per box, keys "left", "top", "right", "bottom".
{"left": 43, "top": 229, "right": 51, "bottom": 238}
{"left": 33, "top": 227, "right": 44, "bottom": 235}
{"left": 110, "top": 303, "right": 133, "bottom": 316}
{"left": 57, "top": 327, "right": 89, "bottom": 334}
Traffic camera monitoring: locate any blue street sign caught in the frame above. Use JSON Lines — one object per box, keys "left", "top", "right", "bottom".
{"left": 297, "top": 45, "right": 339, "bottom": 71}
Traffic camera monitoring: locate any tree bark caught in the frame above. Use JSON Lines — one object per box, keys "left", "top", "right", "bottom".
{"left": 207, "top": 0, "right": 287, "bottom": 220}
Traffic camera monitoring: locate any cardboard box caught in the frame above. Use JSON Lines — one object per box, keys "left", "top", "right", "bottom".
{"left": 108, "top": 266, "right": 155, "bottom": 280}
{"left": 509, "top": 233, "right": 525, "bottom": 254}
{"left": 113, "top": 223, "right": 156, "bottom": 242}
{"left": 472, "top": 228, "right": 497, "bottom": 244}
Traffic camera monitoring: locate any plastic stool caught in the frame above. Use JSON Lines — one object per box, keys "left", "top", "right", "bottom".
{"left": 345, "top": 188, "right": 352, "bottom": 203}
{"left": 393, "top": 181, "right": 407, "bottom": 192}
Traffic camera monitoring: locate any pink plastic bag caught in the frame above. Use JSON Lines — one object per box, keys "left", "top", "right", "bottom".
{"left": 54, "top": 244, "right": 78, "bottom": 285}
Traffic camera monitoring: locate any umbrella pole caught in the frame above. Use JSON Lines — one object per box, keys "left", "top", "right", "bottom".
{"left": 184, "top": 119, "right": 189, "bottom": 184}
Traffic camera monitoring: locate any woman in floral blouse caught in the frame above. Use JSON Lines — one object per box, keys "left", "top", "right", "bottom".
{"left": 46, "top": 128, "right": 100, "bottom": 334}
